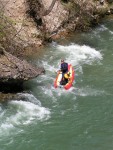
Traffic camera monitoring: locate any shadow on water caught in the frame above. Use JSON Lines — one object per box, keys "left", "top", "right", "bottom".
{"left": 0, "top": 82, "right": 24, "bottom": 93}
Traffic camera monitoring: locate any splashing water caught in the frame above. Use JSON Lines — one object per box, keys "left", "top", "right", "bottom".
{"left": 0, "top": 94, "right": 50, "bottom": 137}
{"left": 57, "top": 44, "right": 102, "bottom": 66}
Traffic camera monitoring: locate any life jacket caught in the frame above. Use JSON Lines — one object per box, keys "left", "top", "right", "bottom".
{"left": 64, "top": 72, "right": 70, "bottom": 79}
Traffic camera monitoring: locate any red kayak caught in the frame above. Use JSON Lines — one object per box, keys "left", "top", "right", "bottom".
{"left": 54, "top": 64, "right": 75, "bottom": 90}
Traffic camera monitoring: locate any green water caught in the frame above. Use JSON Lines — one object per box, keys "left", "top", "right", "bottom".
{"left": 0, "top": 18, "right": 113, "bottom": 150}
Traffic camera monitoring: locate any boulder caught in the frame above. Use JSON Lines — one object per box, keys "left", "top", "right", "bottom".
{"left": 0, "top": 47, "right": 45, "bottom": 92}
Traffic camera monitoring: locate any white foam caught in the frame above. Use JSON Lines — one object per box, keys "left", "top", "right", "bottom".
{"left": 57, "top": 44, "right": 102, "bottom": 66}
{"left": 9, "top": 100, "right": 50, "bottom": 123}
{"left": 0, "top": 121, "right": 15, "bottom": 136}
{"left": 98, "top": 25, "right": 108, "bottom": 31}
{"left": 71, "top": 87, "right": 105, "bottom": 96}
{"left": 41, "top": 60, "right": 57, "bottom": 73}
{"left": 0, "top": 96, "right": 50, "bottom": 136}
{"left": 95, "top": 24, "right": 113, "bottom": 35}
{"left": 92, "top": 25, "right": 108, "bottom": 39}
{"left": 109, "top": 30, "right": 113, "bottom": 34}
{"left": 100, "top": 25, "right": 113, "bottom": 35}
{"left": 17, "top": 93, "right": 41, "bottom": 105}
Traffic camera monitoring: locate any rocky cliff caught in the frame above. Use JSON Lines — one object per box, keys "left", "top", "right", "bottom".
{"left": 1, "top": 0, "right": 113, "bottom": 46}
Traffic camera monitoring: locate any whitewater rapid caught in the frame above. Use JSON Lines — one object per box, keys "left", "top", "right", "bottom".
{"left": 0, "top": 33, "right": 104, "bottom": 138}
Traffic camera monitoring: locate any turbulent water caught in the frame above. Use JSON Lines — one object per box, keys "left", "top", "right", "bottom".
{"left": 0, "top": 18, "right": 113, "bottom": 150}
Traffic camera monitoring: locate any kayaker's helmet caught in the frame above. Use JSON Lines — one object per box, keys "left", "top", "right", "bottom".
{"left": 61, "top": 59, "right": 64, "bottom": 63}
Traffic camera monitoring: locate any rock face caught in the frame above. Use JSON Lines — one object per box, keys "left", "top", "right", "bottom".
{"left": 1, "top": 0, "right": 42, "bottom": 47}
{"left": 1, "top": 0, "right": 113, "bottom": 45}
{"left": 42, "top": 0, "right": 68, "bottom": 33}
{"left": 0, "top": 48, "right": 45, "bottom": 92}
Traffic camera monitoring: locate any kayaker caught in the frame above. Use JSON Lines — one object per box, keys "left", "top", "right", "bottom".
{"left": 60, "top": 59, "right": 68, "bottom": 84}
{"left": 56, "top": 59, "right": 68, "bottom": 85}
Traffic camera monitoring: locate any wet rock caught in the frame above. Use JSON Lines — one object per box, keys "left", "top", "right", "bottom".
{"left": 0, "top": 93, "right": 17, "bottom": 102}
{"left": 0, "top": 92, "right": 29, "bottom": 102}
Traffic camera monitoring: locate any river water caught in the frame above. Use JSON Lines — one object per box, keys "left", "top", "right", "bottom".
{"left": 0, "top": 18, "right": 113, "bottom": 150}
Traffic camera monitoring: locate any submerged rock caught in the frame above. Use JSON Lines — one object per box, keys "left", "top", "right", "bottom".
{"left": 0, "top": 48, "right": 45, "bottom": 92}
{"left": 0, "top": 93, "right": 17, "bottom": 102}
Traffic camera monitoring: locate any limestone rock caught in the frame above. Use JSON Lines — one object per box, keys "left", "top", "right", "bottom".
{"left": 0, "top": 49, "right": 45, "bottom": 92}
